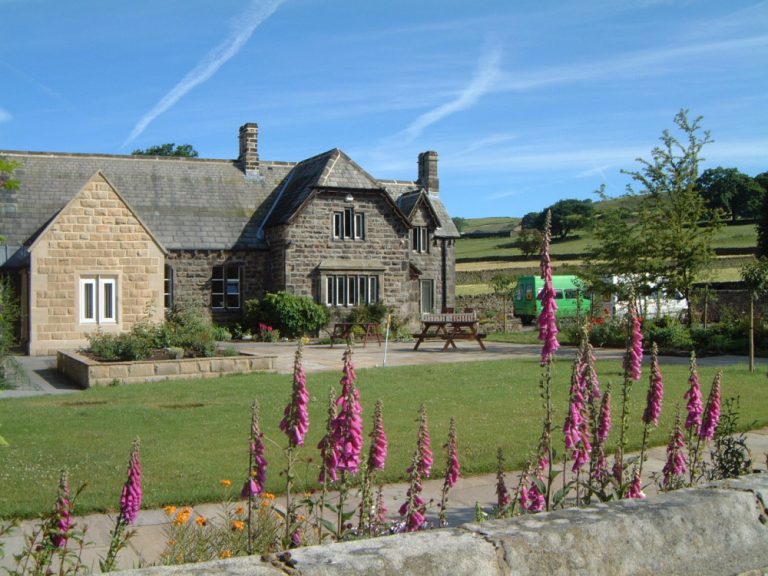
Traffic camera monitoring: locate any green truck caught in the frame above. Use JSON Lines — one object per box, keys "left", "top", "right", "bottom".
{"left": 513, "top": 275, "right": 590, "bottom": 325}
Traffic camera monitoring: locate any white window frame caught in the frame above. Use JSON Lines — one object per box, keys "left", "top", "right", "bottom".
{"left": 412, "top": 226, "right": 430, "bottom": 253}
{"left": 79, "top": 275, "right": 117, "bottom": 324}
{"left": 323, "top": 274, "right": 379, "bottom": 307}
{"left": 164, "top": 265, "right": 174, "bottom": 310}
{"left": 332, "top": 207, "right": 366, "bottom": 240}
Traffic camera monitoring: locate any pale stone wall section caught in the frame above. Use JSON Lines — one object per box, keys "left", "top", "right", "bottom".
{"left": 28, "top": 173, "right": 165, "bottom": 355}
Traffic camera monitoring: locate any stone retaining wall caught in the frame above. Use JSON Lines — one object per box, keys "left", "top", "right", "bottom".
{"left": 115, "top": 474, "right": 768, "bottom": 575}
{"left": 57, "top": 350, "right": 276, "bottom": 388}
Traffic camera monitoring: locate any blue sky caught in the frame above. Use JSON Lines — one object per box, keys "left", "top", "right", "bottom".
{"left": 2, "top": 0, "right": 767, "bottom": 218}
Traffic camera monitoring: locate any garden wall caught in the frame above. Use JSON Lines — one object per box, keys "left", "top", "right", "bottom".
{"left": 115, "top": 474, "right": 768, "bottom": 576}
{"left": 57, "top": 350, "right": 276, "bottom": 388}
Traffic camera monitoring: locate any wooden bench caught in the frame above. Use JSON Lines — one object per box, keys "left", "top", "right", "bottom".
{"left": 440, "top": 331, "right": 487, "bottom": 351}
{"left": 330, "top": 322, "right": 382, "bottom": 348}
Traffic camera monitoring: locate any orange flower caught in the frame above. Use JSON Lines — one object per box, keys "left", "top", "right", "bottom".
{"left": 263, "top": 492, "right": 276, "bottom": 500}
{"left": 167, "top": 539, "right": 177, "bottom": 546}
{"left": 231, "top": 520, "right": 245, "bottom": 531}
{"left": 195, "top": 516, "right": 208, "bottom": 527}
{"left": 220, "top": 550, "right": 233, "bottom": 559}
{"left": 220, "top": 479, "right": 232, "bottom": 487}
{"left": 163, "top": 505, "right": 177, "bottom": 516}
{"left": 173, "top": 507, "right": 193, "bottom": 526}
{"left": 235, "top": 505, "right": 245, "bottom": 516}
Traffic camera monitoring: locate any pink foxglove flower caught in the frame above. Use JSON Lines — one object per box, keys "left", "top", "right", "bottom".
{"left": 399, "top": 451, "right": 427, "bottom": 532}
{"left": 410, "top": 403, "right": 433, "bottom": 478}
{"left": 367, "top": 399, "right": 388, "bottom": 472}
{"left": 495, "top": 448, "right": 510, "bottom": 511}
{"left": 520, "top": 481, "right": 545, "bottom": 513}
{"left": 642, "top": 343, "right": 664, "bottom": 426}
{"left": 119, "top": 439, "right": 142, "bottom": 525}
{"left": 626, "top": 306, "right": 643, "bottom": 381}
{"left": 662, "top": 410, "right": 688, "bottom": 489}
{"left": 699, "top": 371, "right": 722, "bottom": 441}
{"left": 375, "top": 486, "right": 388, "bottom": 525}
{"left": 318, "top": 387, "right": 339, "bottom": 482}
{"left": 242, "top": 400, "right": 267, "bottom": 498}
{"left": 538, "top": 210, "right": 559, "bottom": 365}
{"left": 443, "top": 418, "right": 460, "bottom": 489}
{"left": 597, "top": 390, "right": 612, "bottom": 444}
{"left": 683, "top": 352, "right": 703, "bottom": 433}
{"left": 331, "top": 347, "right": 364, "bottom": 474}
{"left": 627, "top": 469, "right": 646, "bottom": 499}
{"left": 51, "top": 471, "right": 74, "bottom": 548}
{"left": 280, "top": 342, "right": 310, "bottom": 447}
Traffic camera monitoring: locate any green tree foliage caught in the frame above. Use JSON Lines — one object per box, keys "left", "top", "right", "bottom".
{"left": 451, "top": 217, "right": 467, "bottom": 233}
{"left": 131, "top": 143, "right": 199, "bottom": 157}
{"left": 523, "top": 199, "right": 594, "bottom": 240}
{"left": 622, "top": 109, "right": 719, "bottom": 325}
{"left": 0, "top": 158, "right": 21, "bottom": 194}
{"left": 696, "top": 167, "right": 765, "bottom": 222}
{"left": 740, "top": 257, "right": 768, "bottom": 372}
{"left": 755, "top": 171, "right": 768, "bottom": 257}
{"left": 514, "top": 226, "right": 543, "bottom": 258}
{"left": 0, "top": 279, "right": 19, "bottom": 384}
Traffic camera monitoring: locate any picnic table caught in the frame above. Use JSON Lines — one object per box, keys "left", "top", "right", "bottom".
{"left": 412, "top": 313, "right": 487, "bottom": 351}
{"left": 330, "top": 322, "right": 382, "bottom": 347}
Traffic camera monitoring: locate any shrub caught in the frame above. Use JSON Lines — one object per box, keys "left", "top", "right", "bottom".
{"left": 212, "top": 325, "right": 233, "bottom": 342}
{"left": 644, "top": 319, "right": 693, "bottom": 352}
{"left": 166, "top": 301, "right": 218, "bottom": 357}
{"left": 347, "top": 302, "right": 388, "bottom": 325}
{"left": 244, "top": 292, "right": 329, "bottom": 338}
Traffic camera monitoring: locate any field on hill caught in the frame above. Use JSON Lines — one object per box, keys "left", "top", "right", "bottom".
{"left": 455, "top": 221, "right": 758, "bottom": 292}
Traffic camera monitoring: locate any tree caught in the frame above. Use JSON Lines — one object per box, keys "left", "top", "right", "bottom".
{"left": 696, "top": 167, "right": 765, "bottom": 222}
{"left": 514, "top": 226, "right": 543, "bottom": 258}
{"left": 623, "top": 109, "right": 719, "bottom": 326}
{"left": 740, "top": 258, "right": 768, "bottom": 373}
{"left": 488, "top": 274, "right": 516, "bottom": 332}
{"left": 755, "top": 171, "right": 768, "bottom": 257}
{"left": 526, "top": 199, "right": 594, "bottom": 240}
{"left": 131, "top": 143, "right": 199, "bottom": 157}
{"left": 451, "top": 217, "right": 467, "bottom": 233}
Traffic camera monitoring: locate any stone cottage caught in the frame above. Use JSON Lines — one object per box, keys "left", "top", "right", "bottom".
{"left": 0, "top": 124, "right": 458, "bottom": 355}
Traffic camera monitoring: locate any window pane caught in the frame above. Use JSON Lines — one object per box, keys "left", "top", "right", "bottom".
{"left": 333, "top": 213, "right": 343, "bottom": 238}
{"left": 421, "top": 228, "right": 428, "bottom": 253}
{"left": 344, "top": 208, "right": 353, "bottom": 239}
{"left": 348, "top": 276, "right": 356, "bottom": 305}
{"left": 358, "top": 276, "right": 367, "bottom": 303}
{"left": 82, "top": 281, "right": 95, "bottom": 321}
{"left": 164, "top": 265, "right": 173, "bottom": 309}
{"left": 211, "top": 293, "right": 224, "bottom": 308}
{"left": 355, "top": 213, "right": 365, "bottom": 239}
{"left": 336, "top": 277, "right": 346, "bottom": 306}
{"left": 102, "top": 280, "right": 115, "bottom": 321}
{"left": 412, "top": 228, "right": 418, "bottom": 251}
{"left": 369, "top": 277, "right": 378, "bottom": 303}
{"left": 326, "top": 277, "right": 335, "bottom": 305}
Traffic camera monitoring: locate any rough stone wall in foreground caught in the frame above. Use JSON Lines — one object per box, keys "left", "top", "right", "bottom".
{"left": 115, "top": 474, "right": 768, "bottom": 576}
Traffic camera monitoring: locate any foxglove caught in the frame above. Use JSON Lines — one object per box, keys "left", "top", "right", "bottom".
{"left": 367, "top": 399, "right": 388, "bottom": 472}
{"left": 662, "top": 409, "right": 687, "bottom": 489}
{"left": 642, "top": 343, "right": 664, "bottom": 426}
{"left": 280, "top": 341, "right": 310, "bottom": 447}
{"left": 242, "top": 400, "right": 267, "bottom": 498}
{"left": 331, "top": 346, "right": 364, "bottom": 474}
{"left": 538, "top": 210, "right": 559, "bottom": 365}
{"left": 119, "top": 439, "right": 142, "bottom": 524}
{"left": 51, "top": 471, "right": 74, "bottom": 548}
{"left": 699, "top": 371, "right": 722, "bottom": 441}
{"left": 683, "top": 352, "right": 703, "bottom": 433}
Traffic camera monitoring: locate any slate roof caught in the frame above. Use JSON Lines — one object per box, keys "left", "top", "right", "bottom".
{"left": 0, "top": 146, "right": 459, "bottom": 266}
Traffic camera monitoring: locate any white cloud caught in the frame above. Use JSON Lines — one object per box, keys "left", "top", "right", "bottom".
{"left": 0, "top": 108, "right": 12, "bottom": 123}
{"left": 123, "top": 0, "right": 285, "bottom": 148}
{"left": 396, "top": 46, "right": 503, "bottom": 143}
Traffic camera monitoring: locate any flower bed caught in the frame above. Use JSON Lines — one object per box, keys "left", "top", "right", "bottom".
{"left": 57, "top": 349, "right": 276, "bottom": 388}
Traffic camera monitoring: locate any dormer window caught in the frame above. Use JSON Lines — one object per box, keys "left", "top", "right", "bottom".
{"left": 333, "top": 207, "right": 365, "bottom": 240}
{"left": 412, "top": 226, "right": 429, "bottom": 253}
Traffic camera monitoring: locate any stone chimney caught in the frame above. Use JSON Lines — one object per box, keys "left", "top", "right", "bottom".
{"left": 238, "top": 123, "right": 259, "bottom": 175}
{"left": 417, "top": 151, "right": 439, "bottom": 195}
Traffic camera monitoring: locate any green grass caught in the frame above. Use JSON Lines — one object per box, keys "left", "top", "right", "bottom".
{"left": 1, "top": 358, "right": 766, "bottom": 519}
{"left": 460, "top": 217, "right": 518, "bottom": 235}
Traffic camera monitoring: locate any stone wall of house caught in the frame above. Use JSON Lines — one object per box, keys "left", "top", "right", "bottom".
{"left": 166, "top": 249, "right": 268, "bottom": 324}
{"left": 278, "top": 191, "right": 416, "bottom": 319}
{"left": 28, "top": 174, "right": 164, "bottom": 355}
{"left": 409, "top": 204, "right": 455, "bottom": 313}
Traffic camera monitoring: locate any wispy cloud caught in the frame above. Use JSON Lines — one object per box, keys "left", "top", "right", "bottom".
{"left": 0, "top": 108, "right": 12, "bottom": 123}
{"left": 123, "top": 0, "right": 285, "bottom": 148}
{"left": 396, "top": 46, "right": 503, "bottom": 143}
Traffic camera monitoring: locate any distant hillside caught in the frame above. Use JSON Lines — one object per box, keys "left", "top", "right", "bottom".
{"left": 459, "top": 216, "right": 519, "bottom": 236}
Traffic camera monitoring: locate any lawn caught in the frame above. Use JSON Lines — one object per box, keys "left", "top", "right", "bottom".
{"left": 1, "top": 357, "right": 766, "bottom": 519}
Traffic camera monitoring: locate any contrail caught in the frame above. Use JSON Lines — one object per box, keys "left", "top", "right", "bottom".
{"left": 123, "top": 0, "right": 285, "bottom": 148}
{"left": 399, "top": 47, "right": 502, "bottom": 143}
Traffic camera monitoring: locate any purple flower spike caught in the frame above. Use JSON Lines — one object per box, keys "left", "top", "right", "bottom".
{"left": 51, "top": 471, "right": 74, "bottom": 548}
{"left": 642, "top": 343, "right": 664, "bottom": 426}
{"left": 119, "top": 439, "right": 142, "bottom": 525}
{"left": 627, "top": 469, "right": 646, "bottom": 499}
{"left": 520, "top": 481, "right": 545, "bottom": 513}
{"left": 368, "top": 400, "right": 388, "bottom": 472}
{"left": 662, "top": 410, "right": 688, "bottom": 489}
{"left": 444, "top": 418, "right": 460, "bottom": 489}
{"left": 331, "top": 347, "right": 364, "bottom": 474}
{"left": 699, "top": 371, "right": 722, "bottom": 441}
{"left": 626, "top": 306, "right": 644, "bottom": 381}
{"left": 243, "top": 400, "right": 267, "bottom": 498}
{"left": 280, "top": 342, "right": 310, "bottom": 448}
{"left": 413, "top": 404, "right": 433, "bottom": 478}
{"left": 538, "top": 210, "right": 559, "bottom": 365}
{"left": 597, "top": 390, "right": 612, "bottom": 444}
{"left": 683, "top": 352, "right": 703, "bottom": 433}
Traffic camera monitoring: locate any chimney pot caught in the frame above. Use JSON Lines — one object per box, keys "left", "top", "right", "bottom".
{"left": 418, "top": 151, "right": 439, "bottom": 195}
